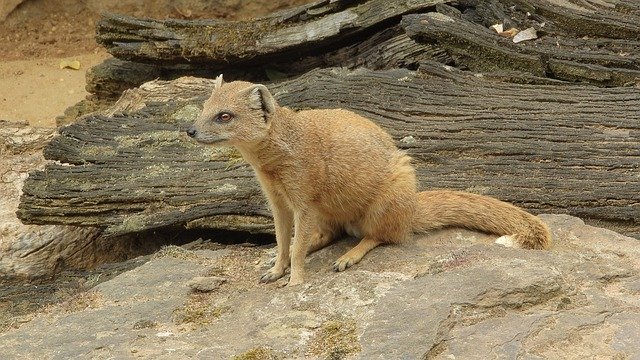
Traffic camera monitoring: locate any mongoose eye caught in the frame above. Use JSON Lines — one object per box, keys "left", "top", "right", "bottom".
{"left": 216, "top": 112, "right": 234, "bottom": 123}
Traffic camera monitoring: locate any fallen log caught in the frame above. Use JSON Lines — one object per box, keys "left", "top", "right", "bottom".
{"left": 95, "top": 0, "right": 447, "bottom": 65}
{"left": 402, "top": 11, "right": 640, "bottom": 86}
{"left": 18, "top": 67, "right": 640, "bottom": 238}
{"left": 84, "top": 25, "right": 448, "bottom": 102}
{"left": 86, "top": 0, "right": 640, "bottom": 102}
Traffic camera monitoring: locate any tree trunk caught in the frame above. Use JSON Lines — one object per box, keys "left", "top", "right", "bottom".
{"left": 18, "top": 67, "right": 640, "bottom": 238}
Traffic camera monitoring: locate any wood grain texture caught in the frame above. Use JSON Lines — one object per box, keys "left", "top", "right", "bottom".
{"left": 95, "top": 0, "right": 446, "bottom": 65}
{"left": 85, "top": 0, "right": 640, "bottom": 104}
{"left": 402, "top": 9, "right": 640, "bottom": 86}
{"left": 18, "top": 69, "right": 640, "bottom": 238}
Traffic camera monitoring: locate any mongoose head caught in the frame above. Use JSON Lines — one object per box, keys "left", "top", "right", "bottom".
{"left": 187, "top": 75, "right": 276, "bottom": 147}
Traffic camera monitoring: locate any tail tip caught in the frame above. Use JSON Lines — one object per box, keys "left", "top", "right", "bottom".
{"left": 494, "top": 232, "right": 552, "bottom": 250}
{"left": 495, "top": 235, "right": 517, "bottom": 248}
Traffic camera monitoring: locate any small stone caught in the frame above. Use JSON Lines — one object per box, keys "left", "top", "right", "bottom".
{"left": 187, "top": 276, "right": 227, "bottom": 292}
{"left": 400, "top": 136, "right": 417, "bottom": 145}
{"left": 513, "top": 27, "right": 538, "bottom": 43}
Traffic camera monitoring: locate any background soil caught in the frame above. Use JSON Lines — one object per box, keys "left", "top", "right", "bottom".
{"left": 0, "top": 0, "right": 310, "bottom": 127}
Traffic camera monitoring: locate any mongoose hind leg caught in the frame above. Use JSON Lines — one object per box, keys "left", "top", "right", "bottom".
{"left": 333, "top": 237, "right": 383, "bottom": 272}
{"left": 332, "top": 160, "right": 415, "bottom": 272}
{"left": 307, "top": 223, "right": 340, "bottom": 255}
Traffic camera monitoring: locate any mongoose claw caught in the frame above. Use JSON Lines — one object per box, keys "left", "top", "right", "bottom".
{"left": 264, "top": 256, "right": 276, "bottom": 268}
{"left": 332, "top": 257, "right": 354, "bottom": 272}
{"left": 260, "top": 267, "right": 285, "bottom": 283}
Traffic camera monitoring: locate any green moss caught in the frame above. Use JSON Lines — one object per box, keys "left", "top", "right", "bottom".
{"left": 119, "top": 215, "right": 147, "bottom": 233}
{"left": 152, "top": 245, "right": 202, "bottom": 262}
{"left": 232, "top": 346, "right": 283, "bottom": 360}
{"left": 183, "top": 20, "right": 277, "bottom": 60}
{"left": 82, "top": 145, "right": 117, "bottom": 158}
{"left": 306, "top": 319, "right": 361, "bottom": 360}
{"left": 172, "top": 293, "right": 227, "bottom": 326}
{"left": 172, "top": 105, "right": 202, "bottom": 122}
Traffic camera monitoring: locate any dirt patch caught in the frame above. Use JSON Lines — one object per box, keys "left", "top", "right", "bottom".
{"left": 0, "top": 0, "right": 311, "bottom": 126}
{"left": 0, "top": 52, "right": 110, "bottom": 126}
{"left": 0, "top": 0, "right": 310, "bottom": 61}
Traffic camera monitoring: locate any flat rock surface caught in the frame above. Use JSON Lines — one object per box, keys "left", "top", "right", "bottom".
{"left": 1, "top": 214, "right": 639, "bottom": 359}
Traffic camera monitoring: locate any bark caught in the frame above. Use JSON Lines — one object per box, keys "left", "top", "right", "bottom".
{"left": 86, "top": 0, "right": 640, "bottom": 101}
{"left": 85, "top": 25, "right": 449, "bottom": 102}
{"left": 18, "top": 68, "right": 640, "bottom": 238}
{"left": 402, "top": 9, "right": 640, "bottom": 87}
{"left": 95, "top": 0, "right": 447, "bottom": 65}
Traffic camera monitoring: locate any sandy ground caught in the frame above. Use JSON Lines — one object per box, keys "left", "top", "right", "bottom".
{"left": 0, "top": 0, "right": 309, "bottom": 128}
{"left": 0, "top": 51, "right": 109, "bottom": 127}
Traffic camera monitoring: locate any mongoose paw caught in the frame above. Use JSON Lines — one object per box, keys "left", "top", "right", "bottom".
{"left": 260, "top": 267, "right": 285, "bottom": 283}
{"left": 264, "top": 256, "right": 277, "bottom": 268}
{"left": 332, "top": 256, "right": 355, "bottom": 272}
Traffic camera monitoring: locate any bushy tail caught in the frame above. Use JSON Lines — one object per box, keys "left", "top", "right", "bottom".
{"left": 412, "top": 190, "right": 551, "bottom": 249}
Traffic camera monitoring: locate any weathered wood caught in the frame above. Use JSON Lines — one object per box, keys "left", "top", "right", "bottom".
{"left": 96, "top": 0, "right": 447, "bottom": 65}
{"left": 85, "top": 58, "right": 161, "bottom": 99}
{"left": 86, "top": 25, "right": 450, "bottom": 100}
{"left": 18, "top": 68, "right": 640, "bottom": 238}
{"left": 505, "top": 0, "right": 640, "bottom": 39}
{"left": 88, "top": 0, "right": 640, "bottom": 100}
{"left": 402, "top": 9, "right": 640, "bottom": 86}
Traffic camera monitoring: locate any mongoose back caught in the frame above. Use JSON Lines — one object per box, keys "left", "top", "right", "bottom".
{"left": 187, "top": 76, "right": 551, "bottom": 286}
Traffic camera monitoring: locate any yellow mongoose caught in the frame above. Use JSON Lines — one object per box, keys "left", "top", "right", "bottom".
{"left": 187, "top": 76, "right": 551, "bottom": 286}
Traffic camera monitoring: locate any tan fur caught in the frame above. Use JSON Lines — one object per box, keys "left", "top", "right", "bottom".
{"left": 188, "top": 78, "right": 551, "bottom": 286}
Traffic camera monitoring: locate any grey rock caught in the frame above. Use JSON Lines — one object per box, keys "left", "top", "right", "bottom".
{"left": 1, "top": 214, "right": 639, "bottom": 359}
{"left": 0, "top": 121, "right": 105, "bottom": 278}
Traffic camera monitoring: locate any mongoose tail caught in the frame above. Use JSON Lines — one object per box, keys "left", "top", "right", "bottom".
{"left": 413, "top": 190, "right": 552, "bottom": 250}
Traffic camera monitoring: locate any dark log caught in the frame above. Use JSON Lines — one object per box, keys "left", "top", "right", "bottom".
{"left": 87, "top": 24, "right": 450, "bottom": 100}
{"left": 96, "top": 0, "right": 447, "bottom": 65}
{"left": 402, "top": 9, "right": 640, "bottom": 87}
{"left": 18, "top": 68, "right": 640, "bottom": 238}
{"left": 87, "top": 0, "right": 640, "bottom": 101}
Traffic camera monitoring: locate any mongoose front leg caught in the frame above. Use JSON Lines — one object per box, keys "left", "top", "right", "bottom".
{"left": 287, "top": 212, "right": 314, "bottom": 286}
{"left": 260, "top": 199, "right": 293, "bottom": 283}
{"left": 333, "top": 237, "right": 383, "bottom": 272}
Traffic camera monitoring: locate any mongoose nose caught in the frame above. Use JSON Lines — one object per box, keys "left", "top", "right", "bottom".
{"left": 186, "top": 128, "right": 197, "bottom": 138}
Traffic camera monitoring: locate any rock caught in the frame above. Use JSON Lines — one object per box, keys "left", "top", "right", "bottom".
{"left": 0, "top": 121, "right": 137, "bottom": 279}
{"left": 0, "top": 0, "right": 24, "bottom": 23}
{"left": 1, "top": 214, "right": 639, "bottom": 358}
{"left": 0, "top": 121, "right": 98, "bottom": 278}
{"left": 187, "top": 276, "right": 227, "bottom": 292}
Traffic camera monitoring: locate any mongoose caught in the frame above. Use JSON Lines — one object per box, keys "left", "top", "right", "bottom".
{"left": 187, "top": 75, "right": 551, "bottom": 286}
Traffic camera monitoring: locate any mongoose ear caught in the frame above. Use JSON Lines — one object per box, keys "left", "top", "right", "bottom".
{"left": 213, "top": 74, "right": 223, "bottom": 90}
{"left": 246, "top": 85, "right": 276, "bottom": 121}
